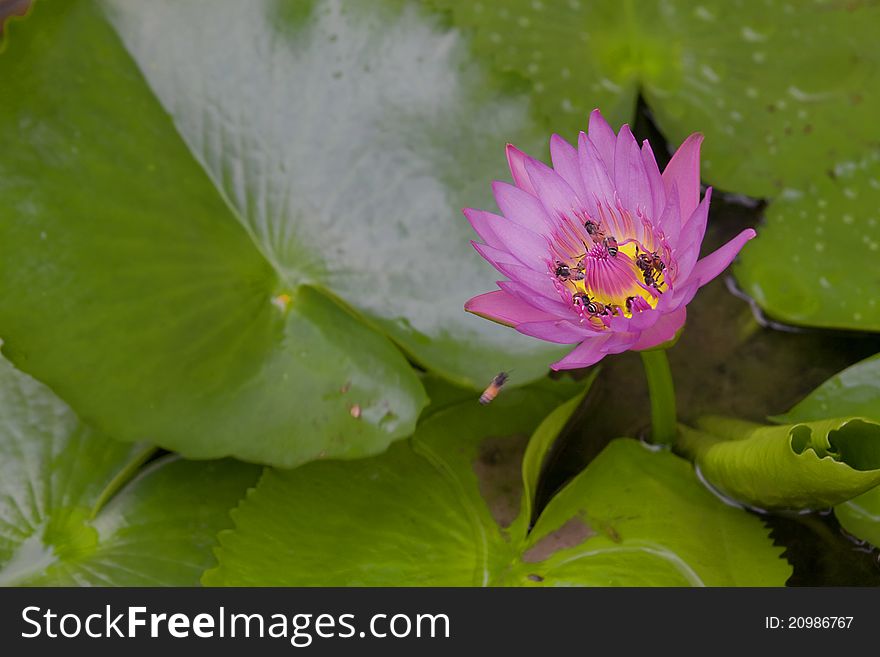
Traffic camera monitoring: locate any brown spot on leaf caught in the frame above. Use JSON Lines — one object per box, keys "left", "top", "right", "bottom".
{"left": 522, "top": 515, "right": 596, "bottom": 563}
{"left": 803, "top": 124, "right": 813, "bottom": 135}
{"left": 527, "top": 573, "right": 544, "bottom": 582}
{"left": 473, "top": 435, "right": 528, "bottom": 529}
{"left": 340, "top": 381, "right": 351, "bottom": 394}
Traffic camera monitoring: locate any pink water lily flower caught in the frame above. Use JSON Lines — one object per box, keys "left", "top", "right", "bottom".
{"left": 464, "top": 109, "right": 756, "bottom": 370}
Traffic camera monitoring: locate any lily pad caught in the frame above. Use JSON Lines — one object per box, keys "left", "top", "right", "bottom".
{"left": 775, "top": 353, "right": 880, "bottom": 546}
{"left": 205, "top": 388, "right": 789, "bottom": 586}
{"left": 835, "top": 488, "right": 880, "bottom": 548}
{"left": 428, "top": 0, "right": 638, "bottom": 134}
{"left": 0, "top": 0, "right": 599, "bottom": 466}
{"left": 0, "top": 356, "right": 260, "bottom": 586}
{"left": 774, "top": 352, "right": 880, "bottom": 425}
{"left": 434, "top": 0, "right": 880, "bottom": 196}
{"left": 677, "top": 416, "right": 880, "bottom": 510}
{"left": 106, "top": 0, "right": 566, "bottom": 384}
{"left": 734, "top": 153, "right": 880, "bottom": 332}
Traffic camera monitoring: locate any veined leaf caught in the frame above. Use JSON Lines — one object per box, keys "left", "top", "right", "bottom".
{"left": 0, "top": 356, "right": 260, "bottom": 586}
{"left": 205, "top": 384, "right": 788, "bottom": 586}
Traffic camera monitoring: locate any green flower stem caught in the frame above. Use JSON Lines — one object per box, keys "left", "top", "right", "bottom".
{"left": 640, "top": 348, "right": 677, "bottom": 446}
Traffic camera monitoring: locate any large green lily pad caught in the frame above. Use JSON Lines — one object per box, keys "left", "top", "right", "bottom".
{"left": 434, "top": 0, "right": 880, "bottom": 196}
{"left": 205, "top": 387, "right": 789, "bottom": 586}
{"left": 734, "top": 153, "right": 880, "bottom": 332}
{"left": 0, "top": 356, "right": 260, "bottom": 586}
{"left": 0, "top": 0, "right": 586, "bottom": 466}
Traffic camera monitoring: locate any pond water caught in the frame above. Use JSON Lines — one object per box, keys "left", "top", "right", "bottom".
{"left": 536, "top": 101, "right": 880, "bottom": 586}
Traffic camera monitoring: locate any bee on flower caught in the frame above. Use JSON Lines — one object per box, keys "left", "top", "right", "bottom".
{"left": 463, "top": 109, "right": 756, "bottom": 370}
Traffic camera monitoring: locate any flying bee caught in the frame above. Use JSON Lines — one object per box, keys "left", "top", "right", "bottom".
{"left": 584, "top": 220, "right": 605, "bottom": 243}
{"left": 603, "top": 236, "right": 619, "bottom": 257}
{"left": 480, "top": 372, "right": 509, "bottom": 405}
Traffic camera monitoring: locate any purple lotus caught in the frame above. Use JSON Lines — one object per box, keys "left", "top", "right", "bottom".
{"left": 464, "top": 109, "right": 756, "bottom": 370}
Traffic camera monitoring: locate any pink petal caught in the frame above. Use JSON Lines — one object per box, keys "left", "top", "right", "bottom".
{"left": 550, "top": 331, "right": 637, "bottom": 370}
{"left": 550, "top": 134, "right": 587, "bottom": 200}
{"left": 614, "top": 124, "right": 652, "bottom": 219}
{"left": 506, "top": 144, "right": 537, "bottom": 195}
{"left": 640, "top": 139, "right": 666, "bottom": 223}
{"left": 587, "top": 108, "right": 616, "bottom": 172}
{"left": 463, "top": 207, "right": 504, "bottom": 250}
{"left": 671, "top": 187, "right": 712, "bottom": 283}
{"left": 657, "top": 182, "right": 682, "bottom": 246}
{"left": 686, "top": 228, "right": 757, "bottom": 289}
{"left": 631, "top": 308, "right": 686, "bottom": 351}
{"left": 515, "top": 319, "right": 595, "bottom": 344}
{"left": 492, "top": 181, "right": 555, "bottom": 233}
{"left": 525, "top": 158, "right": 583, "bottom": 223}
{"left": 465, "top": 290, "right": 558, "bottom": 327}
{"left": 472, "top": 241, "right": 520, "bottom": 273}
{"left": 494, "top": 260, "right": 560, "bottom": 301}
{"left": 577, "top": 131, "right": 615, "bottom": 212}
{"left": 497, "top": 280, "right": 570, "bottom": 317}
{"left": 628, "top": 307, "right": 662, "bottom": 331}
{"left": 662, "top": 133, "right": 703, "bottom": 223}
{"left": 667, "top": 279, "right": 700, "bottom": 310}
{"left": 464, "top": 208, "right": 548, "bottom": 270}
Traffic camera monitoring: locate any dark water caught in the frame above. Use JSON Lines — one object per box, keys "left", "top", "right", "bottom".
{"left": 536, "top": 99, "right": 880, "bottom": 586}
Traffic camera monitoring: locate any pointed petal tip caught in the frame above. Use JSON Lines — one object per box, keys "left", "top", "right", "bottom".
{"left": 505, "top": 144, "right": 538, "bottom": 195}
